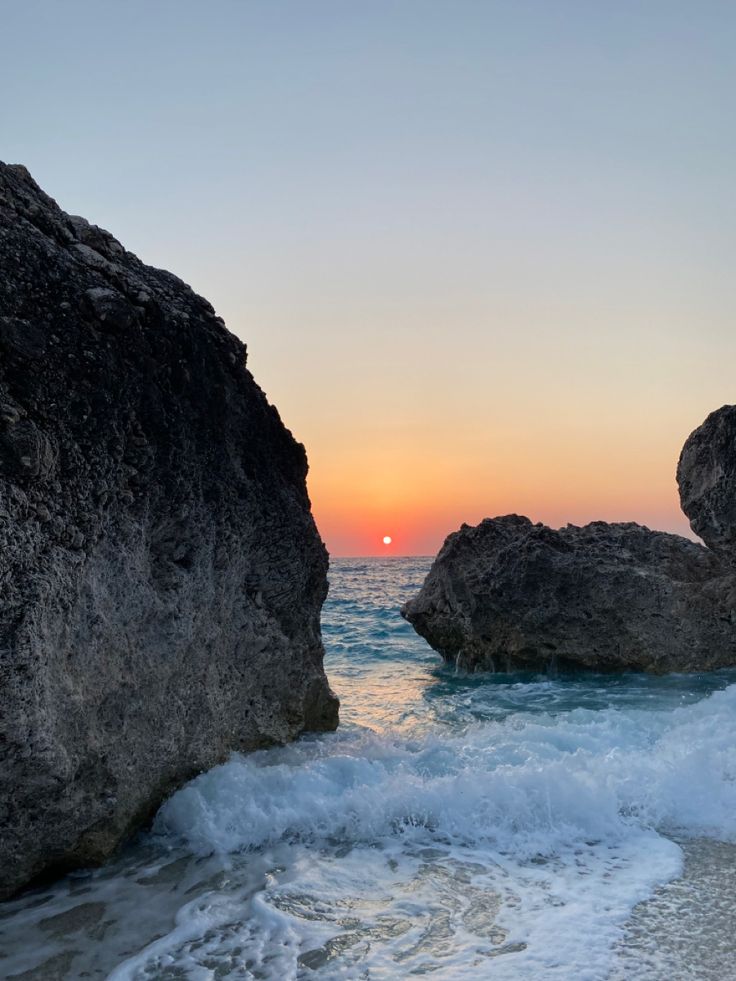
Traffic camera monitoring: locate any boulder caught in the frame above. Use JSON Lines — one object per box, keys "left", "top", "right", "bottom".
{"left": 402, "top": 515, "right": 736, "bottom": 673}
{"left": 678, "top": 404, "right": 736, "bottom": 557}
{"left": 0, "top": 163, "right": 338, "bottom": 899}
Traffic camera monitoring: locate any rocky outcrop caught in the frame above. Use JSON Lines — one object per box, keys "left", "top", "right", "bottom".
{"left": 0, "top": 163, "right": 338, "bottom": 899}
{"left": 404, "top": 407, "right": 736, "bottom": 674}
{"left": 678, "top": 405, "right": 736, "bottom": 558}
{"left": 402, "top": 517, "right": 736, "bottom": 673}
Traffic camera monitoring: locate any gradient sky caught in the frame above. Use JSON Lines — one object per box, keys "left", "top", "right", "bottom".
{"left": 3, "top": 1, "right": 735, "bottom": 555}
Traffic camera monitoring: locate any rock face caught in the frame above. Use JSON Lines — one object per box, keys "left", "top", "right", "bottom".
{"left": 402, "top": 516, "right": 736, "bottom": 673}
{"left": 678, "top": 405, "right": 736, "bottom": 558}
{"left": 0, "top": 163, "right": 338, "bottom": 899}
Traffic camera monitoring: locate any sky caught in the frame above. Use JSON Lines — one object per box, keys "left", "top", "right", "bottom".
{"left": 3, "top": 1, "right": 735, "bottom": 555}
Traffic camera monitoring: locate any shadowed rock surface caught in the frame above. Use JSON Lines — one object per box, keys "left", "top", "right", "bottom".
{"left": 0, "top": 162, "right": 338, "bottom": 899}
{"left": 678, "top": 404, "right": 736, "bottom": 558}
{"left": 402, "top": 515, "right": 736, "bottom": 673}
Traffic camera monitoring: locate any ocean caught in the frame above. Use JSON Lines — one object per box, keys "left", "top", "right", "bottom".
{"left": 2, "top": 557, "right": 735, "bottom": 980}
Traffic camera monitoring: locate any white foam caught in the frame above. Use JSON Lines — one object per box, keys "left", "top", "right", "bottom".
{"left": 120, "top": 683, "right": 736, "bottom": 978}
{"left": 155, "top": 684, "right": 736, "bottom": 856}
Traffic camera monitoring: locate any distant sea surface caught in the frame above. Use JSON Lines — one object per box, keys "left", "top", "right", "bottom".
{"left": 2, "top": 557, "right": 736, "bottom": 980}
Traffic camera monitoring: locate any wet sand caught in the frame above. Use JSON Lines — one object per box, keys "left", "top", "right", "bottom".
{"left": 612, "top": 837, "right": 736, "bottom": 980}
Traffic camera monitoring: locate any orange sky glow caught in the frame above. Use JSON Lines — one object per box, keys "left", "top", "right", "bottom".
{"left": 304, "top": 416, "right": 699, "bottom": 557}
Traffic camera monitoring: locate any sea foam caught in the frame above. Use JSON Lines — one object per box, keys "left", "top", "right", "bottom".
{"left": 131, "top": 682, "right": 736, "bottom": 978}
{"left": 155, "top": 684, "right": 736, "bottom": 856}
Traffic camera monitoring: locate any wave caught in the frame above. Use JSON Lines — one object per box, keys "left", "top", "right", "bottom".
{"left": 105, "top": 684, "right": 736, "bottom": 979}
{"left": 155, "top": 683, "right": 736, "bottom": 857}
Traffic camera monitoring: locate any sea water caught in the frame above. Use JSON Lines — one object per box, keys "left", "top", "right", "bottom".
{"left": 2, "top": 557, "right": 736, "bottom": 980}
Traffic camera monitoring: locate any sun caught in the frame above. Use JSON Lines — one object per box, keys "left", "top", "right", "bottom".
{"left": 382, "top": 535, "right": 392, "bottom": 545}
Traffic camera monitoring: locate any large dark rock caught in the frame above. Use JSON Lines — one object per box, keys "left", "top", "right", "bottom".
{"left": 678, "top": 405, "right": 736, "bottom": 557}
{"left": 402, "top": 515, "right": 736, "bottom": 673}
{"left": 0, "top": 163, "right": 338, "bottom": 899}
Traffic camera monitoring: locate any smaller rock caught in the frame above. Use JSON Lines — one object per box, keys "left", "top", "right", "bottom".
{"left": 402, "top": 515, "right": 736, "bottom": 674}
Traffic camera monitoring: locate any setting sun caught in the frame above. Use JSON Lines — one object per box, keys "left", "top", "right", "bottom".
{"left": 382, "top": 536, "right": 392, "bottom": 545}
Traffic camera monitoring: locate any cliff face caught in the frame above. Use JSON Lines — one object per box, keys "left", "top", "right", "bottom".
{"left": 0, "top": 163, "right": 338, "bottom": 899}
{"left": 403, "top": 410, "right": 736, "bottom": 675}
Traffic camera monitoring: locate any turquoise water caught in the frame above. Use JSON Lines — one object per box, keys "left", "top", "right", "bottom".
{"left": 2, "top": 557, "right": 736, "bottom": 979}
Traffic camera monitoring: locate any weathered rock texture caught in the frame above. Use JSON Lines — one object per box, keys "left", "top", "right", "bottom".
{"left": 678, "top": 405, "right": 736, "bottom": 558}
{"left": 0, "top": 162, "right": 338, "bottom": 899}
{"left": 402, "top": 516, "right": 736, "bottom": 673}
